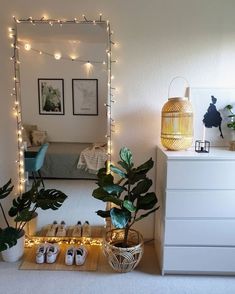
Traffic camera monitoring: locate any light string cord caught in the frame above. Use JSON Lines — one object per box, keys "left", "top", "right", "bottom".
{"left": 11, "top": 22, "right": 25, "bottom": 194}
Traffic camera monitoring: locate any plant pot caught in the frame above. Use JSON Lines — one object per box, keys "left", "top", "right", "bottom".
{"left": 103, "top": 228, "right": 144, "bottom": 273}
{"left": 1, "top": 230, "right": 25, "bottom": 262}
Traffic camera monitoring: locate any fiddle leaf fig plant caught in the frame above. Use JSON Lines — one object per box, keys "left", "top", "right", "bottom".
{"left": 0, "top": 179, "right": 67, "bottom": 252}
{"left": 92, "top": 147, "right": 159, "bottom": 247}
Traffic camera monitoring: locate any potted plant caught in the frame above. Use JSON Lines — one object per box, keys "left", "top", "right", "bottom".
{"left": 225, "top": 105, "right": 235, "bottom": 131}
{"left": 0, "top": 179, "right": 67, "bottom": 262}
{"left": 92, "top": 147, "right": 159, "bottom": 272}
{"left": 224, "top": 105, "right": 235, "bottom": 150}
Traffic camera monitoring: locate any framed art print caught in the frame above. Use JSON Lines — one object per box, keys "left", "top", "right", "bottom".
{"left": 72, "top": 79, "right": 98, "bottom": 115}
{"left": 38, "top": 79, "right": 64, "bottom": 115}
{"left": 190, "top": 88, "right": 235, "bottom": 146}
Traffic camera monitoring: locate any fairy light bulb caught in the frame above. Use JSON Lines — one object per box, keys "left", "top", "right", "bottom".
{"left": 24, "top": 43, "right": 31, "bottom": 51}
{"left": 54, "top": 53, "right": 61, "bottom": 60}
{"left": 70, "top": 55, "right": 77, "bottom": 61}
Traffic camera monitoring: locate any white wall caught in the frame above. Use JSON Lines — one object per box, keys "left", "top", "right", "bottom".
{"left": 1, "top": 0, "right": 235, "bottom": 238}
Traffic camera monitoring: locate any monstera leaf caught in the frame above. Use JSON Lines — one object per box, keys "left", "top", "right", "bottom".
{"left": 35, "top": 188, "right": 67, "bottom": 210}
{"left": 0, "top": 179, "right": 13, "bottom": 200}
{"left": 8, "top": 194, "right": 31, "bottom": 218}
{"left": 0, "top": 227, "right": 20, "bottom": 251}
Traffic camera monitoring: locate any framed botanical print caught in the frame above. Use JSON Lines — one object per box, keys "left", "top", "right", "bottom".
{"left": 38, "top": 79, "right": 65, "bottom": 115}
{"left": 72, "top": 79, "right": 98, "bottom": 115}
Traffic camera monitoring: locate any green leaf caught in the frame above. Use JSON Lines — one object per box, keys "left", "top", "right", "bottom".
{"left": 110, "top": 207, "right": 130, "bottom": 229}
{"left": 117, "top": 160, "right": 130, "bottom": 172}
{"left": 123, "top": 200, "right": 136, "bottom": 212}
{"left": 92, "top": 187, "right": 123, "bottom": 206}
{"left": 0, "top": 179, "right": 14, "bottom": 200}
{"left": 225, "top": 104, "right": 233, "bottom": 110}
{"left": 135, "top": 158, "right": 154, "bottom": 174}
{"left": 8, "top": 193, "right": 32, "bottom": 217}
{"left": 0, "top": 227, "right": 19, "bottom": 252}
{"left": 137, "top": 192, "right": 158, "bottom": 210}
{"left": 35, "top": 189, "right": 67, "bottom": 210}
{"left": 103, "top": 184, "right": 126, "bottom": 195}
{"left": 128, "top": 172, "right": 147, "bottom": 185}
{"left": 119, "top": 147, "right": 133, "bottom": 168}
{"left": 134, "top": 207, "right": 159, "bottom": 223}
{"left": 97, "top": 171, "right": 114, "bottom": 187}
{"left": 96, "top": 210, "right": 111, "bottom": 218}
{"left": 14, "top": 209, "right": 37, "bottom": 222}
{"left": 110, "top": 165, "right": 126, "bottom": 178}
{"left": 131, "top": 179, "right": 152, "bottom": 195}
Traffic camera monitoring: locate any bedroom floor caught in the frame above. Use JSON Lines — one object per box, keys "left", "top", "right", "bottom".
{"left": 1, "top": 241, "right": 235, "bottom": 294}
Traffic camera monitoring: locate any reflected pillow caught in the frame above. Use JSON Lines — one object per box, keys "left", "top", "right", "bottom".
{"left": 31, "top": 130, "right": 47, "bottom": 146}
{"left": 22, "top": 124, "right": 38, "bottom": 147}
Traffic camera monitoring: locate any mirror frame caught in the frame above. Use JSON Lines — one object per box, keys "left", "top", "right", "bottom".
{"left": 9, "top": 15, "right": 114, "bottom": 194}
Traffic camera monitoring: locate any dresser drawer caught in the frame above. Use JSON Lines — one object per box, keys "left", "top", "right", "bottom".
{"left": 165, "top": 219, "right": 235, "bottom": 246}
{"left": 167, "top": 160, "right": 235, "bottom": 189}
{"left": 165, "top": 190, "right": 235, "bottom": 218}
{"left": 164, "top": 246, "right": 235, "bottom": 274}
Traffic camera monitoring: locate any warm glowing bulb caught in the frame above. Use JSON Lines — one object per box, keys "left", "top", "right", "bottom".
{"left": 103, "top": 61, "right": 106, "bottom": 65}
{"left": 111, "top": 75, "right": 114, "bottom": 80}
{"left": 39, "top": 51, "right": 42, "bottom": 55}
{"left": 8, "top": 27, "right": 13, "bottom": 32}
{"left": 54, "top": 53, "right": 61, "bottom": 60}
{"left": 9, "top": 33, "right": 14, "bottom": 39}
{"left": 24, "top": 43, "right": 31, "bottom": 51}
{"left": 70, "top": 55, "right": 77, "bottom": 61}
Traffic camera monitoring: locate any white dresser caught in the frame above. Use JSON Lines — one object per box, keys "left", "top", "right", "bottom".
{"left": 154, "top": 145, "right": 235, "bottom": 275}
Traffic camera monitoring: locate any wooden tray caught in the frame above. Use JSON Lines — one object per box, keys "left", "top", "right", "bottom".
{"left": 19, "top": 244, "right": 100, "bottom": 271}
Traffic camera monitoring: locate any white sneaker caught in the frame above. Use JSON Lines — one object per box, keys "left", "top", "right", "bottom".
{"left": 65, "top": 246, "right": 74, "bottom": 265}
{"left": 75, "top": 245, "right": 88, "bottom": 265}
{"left": 82, "top": 221, "right": 91, "bottom": 237}
{"left": 46, "top": 244, "right": 60, "bottom": 263}
{"left": 72, "top": 221, "right": 82, "bottom": 237}
{"left": 36, "top": 243, "right": 48, "bottom": 264}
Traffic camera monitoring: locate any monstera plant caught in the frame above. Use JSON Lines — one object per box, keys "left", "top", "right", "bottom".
{"left": 92, "top": 147, "right": 159, "bottom": 248}
{"left": 0, "top": 179, "right": 67, "bottom": 252}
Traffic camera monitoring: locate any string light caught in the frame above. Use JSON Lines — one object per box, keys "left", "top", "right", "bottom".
{"left": 24, "top": 43, "right": 31, "bottom": 51}
{"left": 54, "top": 52, "right": 61, "bottom": 60}
{"left": 18, "top": 42, "right": 105, "bottom": 64}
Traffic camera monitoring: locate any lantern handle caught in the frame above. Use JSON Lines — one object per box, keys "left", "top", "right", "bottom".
{"left": 168, "top": 76, "right": 190, "bottom": 100}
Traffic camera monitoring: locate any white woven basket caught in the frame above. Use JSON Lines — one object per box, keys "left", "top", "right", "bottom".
{"left": 103, "top": 229, "right": 144, "bottom": 273}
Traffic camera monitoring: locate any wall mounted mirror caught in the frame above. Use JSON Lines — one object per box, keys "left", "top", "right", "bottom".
{"left": 11, "top": 16, "right": 113, "bottom": 238}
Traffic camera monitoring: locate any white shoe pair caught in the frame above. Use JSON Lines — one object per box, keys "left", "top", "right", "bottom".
{"left": 72, "top": 221, "right": 91, "bottom": 237}
{"left": 36, "top": 243, "right": 60, "bottom": 264}
{"left": 65, "top": 245, "right": 88, "bottom": 266}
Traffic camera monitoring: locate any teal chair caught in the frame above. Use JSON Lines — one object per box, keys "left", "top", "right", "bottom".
{"left": 25, "top": 143, "right": 49, "bottom": 187}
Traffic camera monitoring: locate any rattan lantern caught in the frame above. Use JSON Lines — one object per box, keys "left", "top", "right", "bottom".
{"left": 161, "top": 78, "right": 193, "bottom": 151}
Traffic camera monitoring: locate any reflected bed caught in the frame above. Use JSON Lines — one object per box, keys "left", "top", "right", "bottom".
{"left": 30, "top": 142, "right": 98, "bottom": 180}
